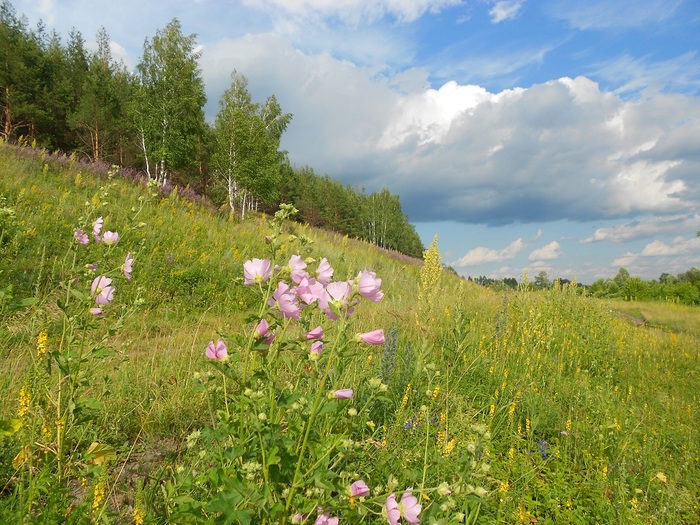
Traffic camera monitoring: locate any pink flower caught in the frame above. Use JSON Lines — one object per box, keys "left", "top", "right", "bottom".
{"left": 102, "top": 231, "right": 120, "bottom": 245}
{"left": 314, "top": 513, "right": 338, "bottom": 525}
{"left": 399, "top": 490, "right": 421, "bottom": 524}
{"left": 206, "top": 339, "right": 228, "bottom": 360}
{"left": 123, "top": 252, "right": 133, "bottom": 280}
{"left": 319, "top": 281, "right": 353, "bottom": 319}
{"left": 316, "top": 258, "right": 334, "bottom": 285}
{"left": 268, "top": 281, "right": 301, "bottom": 320}
{"left": 91, "top": 276, "right": 114, "bottom": 305}
{"left": 92, "top": 216, "right": 103, "bottom": 242}
{"left": 333, "top": 388, "right": 353, "bottom": 399}
{"left": 310, "top": 340, "right": 323, "bottom": 358}
{"left": 357, "top": 270, "right": 384, "bottom": 302}
{"left": 254, "top": 319, "right": 269, "bottom": 338}
{"left": 350, "top": 479, "right": 370, "bottom": 497}
{"left": 296, "top": 276, "right": 324, "bottom": 305}
{"left": 385, "top": 494, "right": 400, "bottom": 525}
{"left": 305, "top": 326, "right": 324, "bottom": 340}
{"left": 243, "top": 258, "right": 272, "bottom": 285}
{"left": 384, "top": 490, "right": 422, "bottom": 525}
{"left": 90, "top": 307, "right": 103, "bottom": 316}
{"left": 288, "top": 254, "right": 308, "bottom": 284}
{"left": 74, "top": 229, "right": 89, "bottom": 245}
{"left": 356, "top": 329, "right": 385, "bottom": 345}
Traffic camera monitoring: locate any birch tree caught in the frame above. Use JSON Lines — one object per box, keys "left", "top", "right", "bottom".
{"left": 134, "top": 18, "right": 205, "bottom": 184}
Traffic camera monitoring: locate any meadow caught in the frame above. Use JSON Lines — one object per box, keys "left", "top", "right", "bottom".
{"left": 1, "top": 144, "right": 698, "bottom": 524}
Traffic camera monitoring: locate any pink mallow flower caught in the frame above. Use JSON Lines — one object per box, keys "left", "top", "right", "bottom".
{"left": 357, "top": 269, "right": 384, "bottom": 302}
{"left": 316, "top": 258, "right": 334, "bottom": 285}
{"left": 206, "top": 339, "right": 228, "bottom": 360}
{"left": 356, "top": 329, "right": 385, "bottom": 345}
{"left": 385, "top": 490, "right": 421, "bottom": 525}
{"left": 333, "top": 388, "right": 354, "bottom": 400}
{"left": 74, "top": 229, "right": 89, "bottom": 245}
{"left": 305, "top": 326, "right": 324, "bottom": 340}
{"left": 296, "top": 276, "right": 324, "bottom": 305}
{"left": 314, "top": 513, "right": 339, "bottom": 525}
{"left": 90, "top": 307, "right": 103, "bottom": 316}
{"left": 91, "top": 276, "right": 114, "bottom": 305}
{"left": 310, "top": 341, "right": 323, "bottom": 359}
{"left": 243, "top": 258, "right": 272, "bottom": 285}
{"left": 288, "top": 254, "right": 308, "bottom": 284}
{"left": 123, "top": 252, "right": 133, "bottom": 280}
{"left": 254, "top": 319, "right": 269, "bottom": 338}
{"left": 268, "top": 281, "right": 301, "bottom": 320}
{"left": 102, "top": 231, "right": 120, "bottom": 245}
{"left": 350, "top": 479, "right": 371, "bottom": 497}
{"left": 92, "top": 217, "right": 103, "bottom": 242}
{"left": 319, "top": 281, "right": 354, "bottom": 319}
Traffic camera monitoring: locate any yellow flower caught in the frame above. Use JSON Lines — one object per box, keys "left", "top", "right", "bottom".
{"left": 92, "top": 479, "right": 106, "bottom": 513}
{"left": 17, "top": 386, "right": 30, "bottom": 417}
{"left": 36, "top": 331, "right": 48, "bottom": 356}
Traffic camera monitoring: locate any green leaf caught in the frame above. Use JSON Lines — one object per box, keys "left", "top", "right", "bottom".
{"left": 86, "top": 442, "right": 117, "bottom": 465}
{"left": 0, "top": 419, "right": 23, "bottom": 437}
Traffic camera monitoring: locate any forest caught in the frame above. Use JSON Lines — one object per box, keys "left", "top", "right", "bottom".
{"left": 0, "top": 1, "right": 424, "bottom": 258}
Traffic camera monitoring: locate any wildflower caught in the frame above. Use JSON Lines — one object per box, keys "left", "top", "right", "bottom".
{"left": 206, "top": 339, "right": 228, "bottom": 360}
{"left": 90, "top": 307, "right": 103, "bottom": 316}
{"left": 314, "top": 513, "right": 339, "bottom": 525}
{"left": 288, "top": 254, "right": 308, "bottom": 284}
{"left": 74, "top": 229, "right": 89, "bottom": 245}
{"left": 296, "top": 276, "right": 324, "bottom": 305}
{"left": 437, "top": 482, "right": 451, "bottom": 496}
{"left": 356, "top": 329, "right": 386, "bottom": 345}
{"left": 92, "top": 216, "right": 103, "bottom": 242}
{"left": 91, "top": 276, "right": 115, "bottom": 305}
{"left": 123, "top": 252, "right": 133, "bottom": 280}
{"left": 243, "top": 258, "right": 272, "bottom": 285}
{"left": 357, "top": 269, "right": 384, "bottom": 302}
{"left": 305, "top": 326, "right": 324, "bottom": 340}
{"left": 316, "top": 257, "right": 334, "bottom": 285}
{"left": 102, "top": 231, "right": 120, "bottom": 245}
{"left": 310, "top": 341, "right": 323, "bottom": 359}
{"left": 36, "top": 331, "right": 48, "bottom": 356}
{"left": 350, "top": 479, "right": 371, "bottom": 497}
{"left": 333, "top": 389, "right": 354, "bottom": 399}
{"left": 92, "top": 479, "right": 106, "bottom": 513}
{"left": 17, "top": 386, "right": 30, "bottom": 417}
{"left": 319, "top": 281, "right": 353, "bottom": 319}
{"left": 268, "top": 281, "right": 301, "bottom": 320}
{"left": 385, "top": 490, "right": 421, "bottom": 525}
{"left": 254, "top": 319, "right": 270, "bottom": 338}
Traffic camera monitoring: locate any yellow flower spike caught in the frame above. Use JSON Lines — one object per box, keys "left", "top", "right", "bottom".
{"left": 17, "top": 386, "right": 31, "bottom": 417}
{"left": 36, "top": 331, "right": 48, "bottom": 356}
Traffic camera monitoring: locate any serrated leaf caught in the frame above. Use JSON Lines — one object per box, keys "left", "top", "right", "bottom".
{"left": 86, "top": 442, "right": 117, "bottom": 465}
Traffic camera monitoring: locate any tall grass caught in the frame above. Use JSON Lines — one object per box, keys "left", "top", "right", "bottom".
{"left": 1, "top": 144, "right": 698, "bottom": 523}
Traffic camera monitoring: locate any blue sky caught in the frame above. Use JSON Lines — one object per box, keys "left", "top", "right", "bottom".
{"left": 18, "top": 0, "right": 700, "bottom": 283}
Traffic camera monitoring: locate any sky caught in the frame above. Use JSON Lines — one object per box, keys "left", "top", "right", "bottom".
{"left": 17, "top": 0, "right": 700, "bottom": 284}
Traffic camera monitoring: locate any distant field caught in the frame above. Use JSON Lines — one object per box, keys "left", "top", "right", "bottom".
{"left": 604, "top": 299, "right": 700, "bottom": 336}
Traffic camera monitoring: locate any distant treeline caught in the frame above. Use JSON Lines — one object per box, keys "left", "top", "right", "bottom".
{"left": 468, "top": 267, "right": 700, "bottom": 305}
{"left": 0, "top": 1, "right": 424, "bottom": 257}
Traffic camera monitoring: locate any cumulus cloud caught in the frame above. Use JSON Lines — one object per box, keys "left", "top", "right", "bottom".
{"left": 200, "top": 35, "right": 700, "bottom": 227}
{"left": 640, "top": 236, "right": 700, "bottom": 257}
{"left": 612, "top": 235, "right": 700, "bottom": 275}
{"left": 451, "top": 238, "right": 525, "bottom": 267}
{"left": 489, "top": 0, "right": 524, "bottom": 23}
{"left": 529, "top": 241, "right": 562, "bottom": 261}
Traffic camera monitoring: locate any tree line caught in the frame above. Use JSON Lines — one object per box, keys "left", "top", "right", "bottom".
{"left": 0, "top": 1, "right": 424, "bottom": 258}
{"left": 468, "top": 267, "right": 700, "bottom": 305}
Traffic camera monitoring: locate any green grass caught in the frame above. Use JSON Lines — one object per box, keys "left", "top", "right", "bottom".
{"left": 1, "top": 143, "right": 699, "bottom": 524}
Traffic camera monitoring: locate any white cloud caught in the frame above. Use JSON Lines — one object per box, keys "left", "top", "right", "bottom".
{"left": 489, "top": 0, "right": 524, "bottom": 23}
{"left": 640, "top": 236, "right": 700, "bottom": 257}
{"left": 549, "top": 0, "right": 683, "bottom": 30}
{"left": 582, "top": 215, "right": 700, "bottom": 243}
{"left": 241, "top": 0, "right": 464, "bottom": 23}
{"left": 452, "top": 238, "right": 525, "bottom": 266}
{"left": 529, "top": 241, "right": 562, "bottom": 261}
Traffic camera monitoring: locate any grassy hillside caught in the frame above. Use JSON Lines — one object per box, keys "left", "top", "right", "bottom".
{"left": 1, "top": 144, "right": 698, "bottom": 524}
